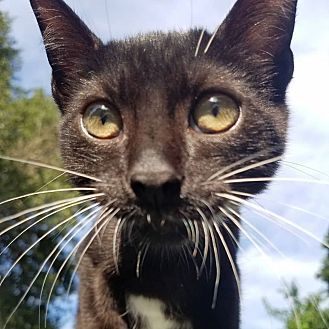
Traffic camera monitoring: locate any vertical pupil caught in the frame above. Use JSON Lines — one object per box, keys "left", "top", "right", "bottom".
{"left": 210, "top": 98, "right": 220, "bottom": 117}
{"left": 210, "top": 102, "right": 219, "bottom": 117}
{"left": 100, "top": 112, "right": 108, "bottom": 125}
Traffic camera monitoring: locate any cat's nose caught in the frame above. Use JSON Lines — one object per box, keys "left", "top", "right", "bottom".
{"left": 130, "top": 170, "right": 182, "bottom": 211}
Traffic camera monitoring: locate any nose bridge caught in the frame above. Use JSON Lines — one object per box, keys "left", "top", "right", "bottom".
{"left": 129, "top": 91, "right": 182, "bottom": 178}
{"left": 127, "top": 92, "right": 185, "bottom": 211}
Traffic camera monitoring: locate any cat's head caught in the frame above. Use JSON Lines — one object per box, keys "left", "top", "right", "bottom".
{"left": 30, "top": 0, "right": 296, "bottom": 265}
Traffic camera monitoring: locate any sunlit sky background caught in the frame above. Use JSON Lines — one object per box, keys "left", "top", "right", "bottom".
{"left": 1, "top": 0, "right": 329, "bottom": 328}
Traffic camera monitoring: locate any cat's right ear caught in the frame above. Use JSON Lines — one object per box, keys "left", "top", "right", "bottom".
{"left": 30, "top": 0, "right": 103, "bottom": 109}
{"left": 207, "top": 0, "right": 297, "bottom": 102}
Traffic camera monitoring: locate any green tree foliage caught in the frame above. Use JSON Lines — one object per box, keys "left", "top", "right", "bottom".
{"left": 0, "top": 8, "right": 18, "bottom": 104}
{"left": 264, "top": 281, "right": 329, "bottom": 329}
{"left": 265, "top": 233, "right": 329, "bottom": 329}
{"left": 318, "top": 232, "right": 329, "bottom": 291}
{"left": 0, "top": 6, "right": 78, "bottom": 328}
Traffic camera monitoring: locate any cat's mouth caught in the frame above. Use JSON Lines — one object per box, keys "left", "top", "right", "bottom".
{"left": 120, "top": 194, "right": 223, "bottom": 249}
{"left": 128, "top": 210, "right": 190, "bottom": 244}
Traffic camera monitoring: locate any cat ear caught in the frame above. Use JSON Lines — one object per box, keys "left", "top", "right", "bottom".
{"left": 30, "top": 0, "right": 103, "bottom": 108}
{"left": 209, "top": 0, "right": 297, "bottom": 99}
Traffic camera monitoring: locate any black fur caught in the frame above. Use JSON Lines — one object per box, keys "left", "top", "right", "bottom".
{"left": 30, "top": 0, "right": 297, "bottom": 328}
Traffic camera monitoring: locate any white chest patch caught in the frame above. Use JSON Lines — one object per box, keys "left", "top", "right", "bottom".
{"left": 127, "top": 295, "right": 192, "bottom": 329}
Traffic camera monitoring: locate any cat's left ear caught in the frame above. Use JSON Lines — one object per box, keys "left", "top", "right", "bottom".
{"left": 30, "top": 0, "right": 103, "bottom": 109}
{"left": 209, "top": 0, "right": 297, "bottom": 100}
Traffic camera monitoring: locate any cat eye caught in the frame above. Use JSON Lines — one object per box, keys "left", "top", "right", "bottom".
{"left": 192, "top": 94, "right": 240, "bottom": 134}
{"left": 82, "top": 103, "right": 123, "bottom": 139}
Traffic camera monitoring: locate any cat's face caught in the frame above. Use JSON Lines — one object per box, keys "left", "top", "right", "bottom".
{"left": 59, "top": 31, "right": 287, "bottom": 246}
{"left": 31, "top": 0, "right": 296, "bottom": 268}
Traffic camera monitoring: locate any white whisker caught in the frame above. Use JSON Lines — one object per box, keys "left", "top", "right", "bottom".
{"left": 136, "top": 248, "right": 143, "bottom": 279}
{"left": 139, "top": 241, "right": 151, "bottom": 277}
{"left": 282, "top": 162, "right": 319, "bottom": 180}
{"left": 220, "top": 203, "right": 304, "bottom": 329}
{"left": 218, "top": 204, "right": 267, "bottom": 256}
{"left": 282, "top": 160, "right": 329, "bottom": 179}
{"left": 0, "top": 196, "right": 99, "bottom": 256}
{"left": 4, "top": 209, "right": 96, "bottom": 329}
{"left": 198, "top": 217, "right": 210, "bottom": 278}
{"left": 204, "top": 23, "right": 221, "bottom": 54}
{"left": 181, "top": 216, "right": 193, "bottom": 241}
{"left": 187, "top": 217, "right": 196, "bottom": 247}
{"left": 217, "top": 193, "right": 329, "bottom": 248}
{"left": 136, "top": 240, "right": 150, "bottom": 279}
{"left": 224, "top": 177, "right": 329, "bottom": 185}
{"left": 180, "top": 244, "right": 191, "bottom": 271}
{"left": 93, "top": 204, "right": 117, "bottom": 247}
{"left": 0, "top": 155, "right": 102, "bottom": 182}
{"left": 113, "top": 217, "right": 125, "bottom": 275}
{"left": 218, "top": 156, "right": 282, "bottom": 181}
{"left": 38, "top": 204, "right": 101, "bottom": 326}
{"left": 66, "top": 207, "right": 121, "bottom": 296}
{"left": 180, "top": 212, "right": 198, "bottom": 255}
{"left": 205, "top": 150, "right": 276, "bottom": 183}
{"left": 43, "top": 208, "right": 112, "bottom": 325}
{"left": 200, "top": 200, "right": 243, "bottom": 252}
{"left": 213, "top": 220, "right": 241, "bottom": 301}
{"left": 34, "top": 172, "right": 66, "bottom": 192}
{"left": 0, "top": 187, "right": 95, "bottom": 207}
{"left": 0, "top": 194, "right": 101, "bottom": 236}
{"left": 223, "top": 206, "right": 286, "bottom": 258}
{"left": 193, "top": 220, "right": 200, "bottom": 259}
{"left": 7, "top": 203, "right": 99, "bottom": 328}
{"left": 1, "top": 203, "right": 101, "bottom": 329}
{"left": 229, "top": 199, "right": 311, "bottom": 245}
{"left": 65, "top": 203, "right": 116, "bottom": 297}
{"left": 220, "top": 219, "right": 244, "bottom": 254}
{"left": 0, "top": 194, "right": 104, "bottom": 287}
{"left": 0, "top": 195, "right": 95, "bottom": 225}
{"left": 194, "top": 28, "right": 205, "bottom": 57}
{"left": 199, "top": 199, "right": 242, "bottom": 306}
{"left": 231, "top": 190, "right": 328, "bottom": 222}
{"left": 98, "top": 204, "right": 118, "bottom": 241}
{"left": 182, "top": 217, "right": 191, "bottom": 240}
{"left": 196, "top": 208, "right": 220, "bottom": 309}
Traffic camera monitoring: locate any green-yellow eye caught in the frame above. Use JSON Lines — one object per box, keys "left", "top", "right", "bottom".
{"left": 192, "top": 94, "right": 240, "bottom": 133}
{"left": 82, "top": 103, "right": 122, "bottom": 139}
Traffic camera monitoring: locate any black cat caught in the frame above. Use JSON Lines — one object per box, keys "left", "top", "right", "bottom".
{"left": 29, "top": 0, "right": 297, "bottom": 328}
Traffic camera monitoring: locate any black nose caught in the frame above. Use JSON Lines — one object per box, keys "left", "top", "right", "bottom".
{"left": 130, "top": 170, "right": 182, "bottom": 211}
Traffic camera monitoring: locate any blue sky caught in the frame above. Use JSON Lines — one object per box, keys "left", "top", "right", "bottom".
{"left": 1, "top": 1, "right": 329, "bottom": 328}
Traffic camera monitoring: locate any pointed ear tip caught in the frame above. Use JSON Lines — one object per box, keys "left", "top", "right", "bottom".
{"left": 29, "top": 0, "right": 41, "bottom": 7}
{"left": 30, "top": 0, "right": 66, "bottom": 11}
{"left": 30, "top": 0, "right": 43, "bottom": 12}
{"left": 29, "top": 0, "right": 36, "bottom": 8}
